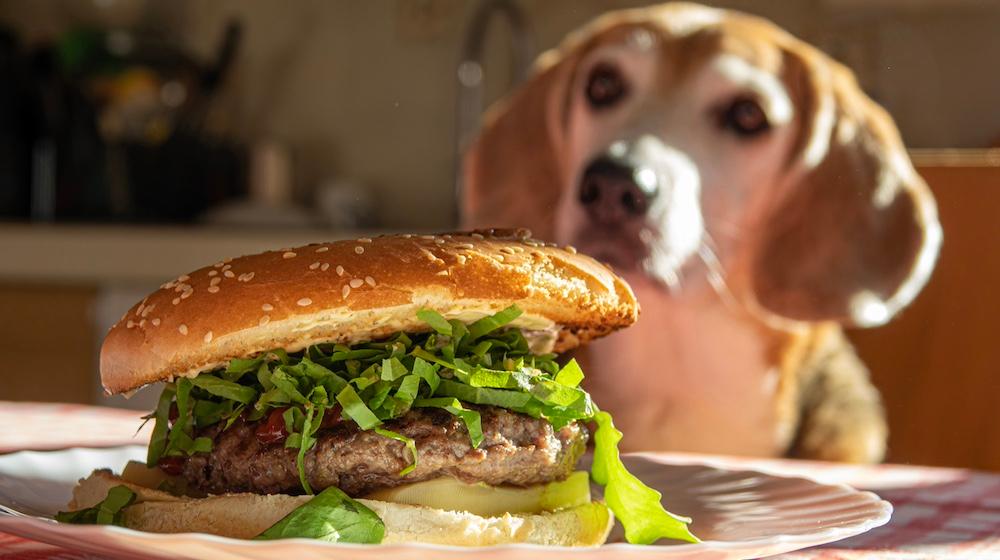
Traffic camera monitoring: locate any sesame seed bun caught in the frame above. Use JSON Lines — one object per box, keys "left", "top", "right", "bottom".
{"left": 100, "top": 229, "right": 638, "bottom": 395}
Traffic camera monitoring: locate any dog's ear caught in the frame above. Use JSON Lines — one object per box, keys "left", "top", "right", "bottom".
{"left": 751, "top": 52, "right": 942, "bottom": 328}
{"left": 461, "top": 47, "right": 582, "bottom": 237}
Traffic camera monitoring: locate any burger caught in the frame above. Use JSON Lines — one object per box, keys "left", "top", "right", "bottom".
{"left": 58, "top": 229, "right": 696, "bottom": 546}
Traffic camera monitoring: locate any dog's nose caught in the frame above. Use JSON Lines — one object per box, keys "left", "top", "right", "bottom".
{"left": 578, "top": 157, "right": 658, "bottom": 225}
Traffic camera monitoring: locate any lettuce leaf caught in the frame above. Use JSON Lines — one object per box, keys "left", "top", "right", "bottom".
{"left": 140, "top": 305, "right": 699, "bottom": 545}
{"left": 255, "top": 486, "right": 384, "bottom": 543}
{"left": 55, "top": 485, "right": 136, "bottom": 526}
{"left": 591, "top": 411, "right": 698, "bottom": 544}
{"left": 374, "top": 427, "right": 418, "bottom": 476}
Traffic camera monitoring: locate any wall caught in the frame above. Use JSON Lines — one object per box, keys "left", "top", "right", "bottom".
{"left": 0, "top": 0, "right": 996, "bottom": 229}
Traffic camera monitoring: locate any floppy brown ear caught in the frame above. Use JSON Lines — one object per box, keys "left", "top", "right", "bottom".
{"left": 752, "top": 55, "right": 942, "bottom": 327}
{"left": 461, "top": 47, "right": 582, "bottom": 239}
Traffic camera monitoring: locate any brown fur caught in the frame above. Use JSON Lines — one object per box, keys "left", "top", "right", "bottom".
{"left": 463, "top": 3, "right": 940, "bottom": 462}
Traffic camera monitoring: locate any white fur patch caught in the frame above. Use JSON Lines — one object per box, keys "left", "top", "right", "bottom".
{"left": 657, "top": 5, "right": 723, "bottom": 37}
{"left": 631, "top": 135, "right": 704, "bottom": 284}
{"left": 802, "top": 68, "right": 835, "bottom": 168}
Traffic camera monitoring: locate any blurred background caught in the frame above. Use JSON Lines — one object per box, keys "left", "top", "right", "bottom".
{"left": 0, "top": 0, "right": 997, "bottom": 471}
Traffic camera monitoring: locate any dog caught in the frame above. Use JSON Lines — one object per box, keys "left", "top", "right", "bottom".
{"left": 462, "top": 3, "right": 941, "bottom": 462}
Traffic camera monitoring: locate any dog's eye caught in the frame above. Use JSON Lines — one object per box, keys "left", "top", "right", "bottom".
{"left": 585, "top": 63, "right": 628, "bottom": 109}
{"left": 720, "top": 97, "right": 770, "bottom": 137}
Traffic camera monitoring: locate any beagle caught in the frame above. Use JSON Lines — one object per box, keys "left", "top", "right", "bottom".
{"left": 462, "top": 3, "right": 941, "bottom": 462}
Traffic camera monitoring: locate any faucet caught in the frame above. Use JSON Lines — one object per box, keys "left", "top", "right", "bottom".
{"left": 454, "top": 0, "right": 535, "bottom": 226}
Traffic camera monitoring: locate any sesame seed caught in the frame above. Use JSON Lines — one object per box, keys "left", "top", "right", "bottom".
{"left": 152, "top": 318, "right": 161, "bottom": 326}
{"left": 178, "top": 324, "right": 188, "bottom": 335}
{"left": 224, "top": 257, "right": 233, "bottom": 263}
{"left": 402, "top": 234, "right": 413, "bottom": 238}
{"left": 126, "top": 320, "right": 135, "bottom": 328}
{"left": 354, "top": 246, "right": 364, "bottom": 254}
{"left": 365, "top": 276, "right": 376, "bottom": 287}
{"left": 309, "top": 262, "right": 320, "bottom": 270}
{"left": 342, "top": 285, "right": 351, "bottom": 298}
{"left": 214, "top": 262, "right": 225, "bottom": 268}
{"left": 349, "top": 278, "right": 363, "bottom": 288}
{"left": 500, "top": 247, "right": 516, "bottom": 255}
{"left": 207, "top": 286, "right": 220, "bottom": 293}
{"left": 336, "top": 265, "right": 344, "bottom": 276}
{"left": 262, "top": 303, "right": 274, "bottom": 311}
{"left": 139, "top": 319, "right": 146, "bottom": 327}
{"left": 455, "top": 243, "right": 474, "bottom": 249}
{"left": 471, "top": 233, "right": 484, "bottom": 239}
{"left": 259, "top": 315, "right": 270, "bottom": 326}
{"left": 208, "top": 270, "right": 218, "bottom": 277}
{"left": 456, "top": 254, "right": 467, "bottom": 265}
{"left": 172, "top": 297, "right": 181, "bottom": 305}
{"left": 564, "top": 245, "right": 577, "bottom": 254}
{"left": 436, "top": 270, "right": 449, "bottom": 276}
{"left": 316, "top": 246, "right": 329, "bottom": 253}
{"left": 297, "top": 297, "right": 312, "bottom": 307}
{"left": 495, "top": 254, "right": 505, "bottom": 262}
{"left": 180, "top": 289, "right": 193, "bottom": 299}
{"left": 135, "top": 304, "right": 144, "bottom": 317}
{"left": 210, "top": 277, "right": 222, "bottom": 286}
{"left": 222, "top": 264, "right": 232, "bottom": 271}
{"left": 204, "top": 331, "right": 213, "bottom": 343}
{"left": 434, "top": 238, "right": 445, "bottom": 245}
{"left": 358, "top": 237, "right": 372, "bottom": 243}
{"left": 238, "top": 272, "right": 255, "bottom": 282}
{"left": 178, "top": 275, "right": 190, "bottom": 282}
{"left": 224, "top": 270, "right": 235, "bottom": 278}
{"left": 320, "top": 263, "right": 330, "bottom": 271}
{"left": 283, "top": 252, "right": 297, "bottom": 259}
{"left": 420, "top": 235, "right": 435, "bottom": 240}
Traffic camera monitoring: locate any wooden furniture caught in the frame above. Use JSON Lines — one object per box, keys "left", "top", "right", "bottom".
{"left": 849, "top": 149, "right": 1000, "bottom": 472}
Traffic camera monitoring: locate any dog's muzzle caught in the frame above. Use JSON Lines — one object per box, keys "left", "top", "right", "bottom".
{"left": 578, "top": 156, "right": 659, "bottom": 226}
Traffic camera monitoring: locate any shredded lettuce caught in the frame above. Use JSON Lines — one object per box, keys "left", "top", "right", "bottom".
{"left": 55, "top": 485, "right": 137, "bottom": 526}
{"left": 374, "top": 427, "right": 418, "bottom": 475}
{"left": 142, "top": 305, "right": 697, "bottom": 544}
{"left": 412, "top": 397, "right": 484, "bottom": 448}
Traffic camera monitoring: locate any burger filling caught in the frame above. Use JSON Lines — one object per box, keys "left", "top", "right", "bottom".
{"left": 138, "top": 305, "right": 696, "bottom": 544}
{"left": 183, "top": 405, "right": 588, "bottom": 496}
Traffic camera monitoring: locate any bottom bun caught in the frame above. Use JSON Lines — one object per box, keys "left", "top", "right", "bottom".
{"left": 69, "top": 470, "right": 613, "bottom": 547}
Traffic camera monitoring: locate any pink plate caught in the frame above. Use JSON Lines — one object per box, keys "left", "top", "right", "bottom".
{"left": 0, "top": 446, "right": 890, "bottom": 559}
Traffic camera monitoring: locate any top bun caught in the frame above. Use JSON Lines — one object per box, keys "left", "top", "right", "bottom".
{"left": 101, "top": 229, "right": 638, "bottom": 395}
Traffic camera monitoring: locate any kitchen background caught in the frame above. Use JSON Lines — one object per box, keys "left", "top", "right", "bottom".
{"left": 0, "top": 0, "right": 997, "bottom": 471}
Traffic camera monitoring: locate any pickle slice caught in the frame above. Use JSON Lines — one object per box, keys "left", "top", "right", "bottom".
{"left": 365, "top": 471, "right": 591, "bottom": 516}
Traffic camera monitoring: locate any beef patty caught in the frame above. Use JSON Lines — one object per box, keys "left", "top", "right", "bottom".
{"left": 181, "top": 406, "right": 588, "bottom": 496}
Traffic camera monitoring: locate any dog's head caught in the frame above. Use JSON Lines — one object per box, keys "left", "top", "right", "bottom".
{"left": 463, "top": 2, "right": 941, "bottom": 327}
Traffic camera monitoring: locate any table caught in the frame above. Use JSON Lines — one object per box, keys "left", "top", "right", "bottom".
{"left": 1, "top": 401, "right": 997, "bottom": 559}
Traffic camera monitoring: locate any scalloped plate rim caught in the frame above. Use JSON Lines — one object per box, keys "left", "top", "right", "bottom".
{"left": 0, "top": 445, "right": 893, "bottom": 559}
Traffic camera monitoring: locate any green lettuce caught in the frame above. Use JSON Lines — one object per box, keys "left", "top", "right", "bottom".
{"left": 592, "top": 411, "right": 699, "bottom": 544}
{"left": 256, "top": 486, "right": 384, "bottom": 543}
{"left": 142, "top": 305, "right": 697, "bottom": 544}
{"left": 55, "top": 485, "right": 137, "bottom": 526}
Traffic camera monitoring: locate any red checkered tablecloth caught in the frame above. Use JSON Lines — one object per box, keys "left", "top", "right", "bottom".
{"left": 1, "top": 401, "right": 998, "bottom": 559}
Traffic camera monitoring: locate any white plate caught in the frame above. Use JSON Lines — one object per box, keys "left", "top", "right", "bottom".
{"left": 0, "top": 446, "right": 890, "bottom": 560}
